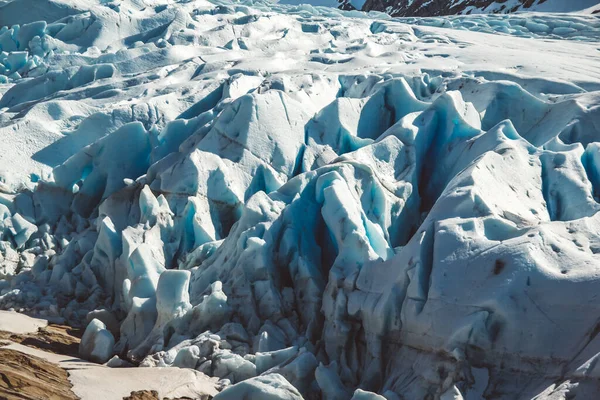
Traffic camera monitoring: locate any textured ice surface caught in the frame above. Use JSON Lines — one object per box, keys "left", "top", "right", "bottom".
{"left": 80, "top": 318, "right": 115, "bottom": 363}
{"left": 396, "top": 12, "right": 600, "bottom": 41}
{"left": 213, "top": 373, "right": 304, "bottom": 399}
{"left": 1, "top": 0, "right": 600, "bottom": 399}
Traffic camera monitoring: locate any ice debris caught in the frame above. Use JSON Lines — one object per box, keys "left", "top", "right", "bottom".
{"left": 213, "top": 373, "right": 304, "bottom": 400}
{"left": 79, "top": 318, "right": 115, "bottom": 364}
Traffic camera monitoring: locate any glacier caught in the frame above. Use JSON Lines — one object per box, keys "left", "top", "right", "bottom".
{"left": 1, "top": 0, "right": 600, "bottom": 398}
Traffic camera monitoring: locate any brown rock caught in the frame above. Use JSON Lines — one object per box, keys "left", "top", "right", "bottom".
{"left": 124, "top": 390, "right": 160, "bottom": 400}
{"left": 123, "top": 390, "right": 211, "bottom": 400}
{"left": 0, "top": 348, "right": 78, "bottom": 400}
{"left": 0, "top": 323, "right": 82, "bottom": 357}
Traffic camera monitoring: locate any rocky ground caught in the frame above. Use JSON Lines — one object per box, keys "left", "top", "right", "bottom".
{"left": 0, "top": 311, "right": 217, "bottom": 400}
{"left": 0, "top": 348, "right": 79, "bottom": 400}
{"left": 359, "top": 0, "right": 600, "bottom": 17}
{"left": 0, "top": 323, "right": 82, "bottom": 357}
{"left": 0, "top": 313, "right": 81, "bottom": 400}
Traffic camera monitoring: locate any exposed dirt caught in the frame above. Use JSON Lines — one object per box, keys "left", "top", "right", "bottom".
{"left": 0, "top": 324, "right": 82, "bottom": 357}
{"left": 124, "top": 390, "right": 161, "bottom": 400}
{"left": 123, "top": 390, "right": 212, "bottom": 400}
{"left": 0, "top": 323, "right": 83, "bottom": 399}
{"left": 1, "top": 324, "right": 216, "bottom": 400}
{"left": 0, "top": 348, "right": 78, "bottom": 400}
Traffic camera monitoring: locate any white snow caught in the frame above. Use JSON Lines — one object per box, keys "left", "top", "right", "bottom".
{"left": 69, "top": 364, "right": 218, "bottom": 400}
{"left": 0, "top": 310, "right": 47, "bottom": 333}
{"left": 0, "top": 0, "right": 599, "bottom": 399}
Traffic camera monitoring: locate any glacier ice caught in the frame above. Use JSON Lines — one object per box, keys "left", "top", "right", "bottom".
{"left": 213, "top": 373, "right": 304, "bottom": 399}
{"left": 80, "top": 317, "right": 115, "bottom": 363}
{"left": 0, "top": 0, "right": 600, "bottom": 399}
{"left": 351, "top": 389, "right": 387, "bottom": 400}
{"left": 395, "top": 12, "right": 600, "bottom": 42}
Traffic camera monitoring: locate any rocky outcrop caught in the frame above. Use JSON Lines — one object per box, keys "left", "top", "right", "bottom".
{"left": 0, "top": 348, "right": 78, "bottom": 400}
{"left": 363, "top": 0, "right": 532, "bottom": 17}
{"left": 361, "top": 0, "right": 594, "bottom": 17}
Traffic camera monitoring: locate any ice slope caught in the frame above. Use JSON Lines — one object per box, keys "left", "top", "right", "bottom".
{"left": 0, "top": 0, "right": 600, "bottom": 399}
{"left": 500, "top": 0, "right": 599, "bottom": 13}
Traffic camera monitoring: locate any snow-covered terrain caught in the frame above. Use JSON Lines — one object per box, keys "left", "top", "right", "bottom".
{"left": 1, "top": 0, "right": 600, "bottom": 398}
{"left": 391, "top": 10, "right": 600, "bottom": 41}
